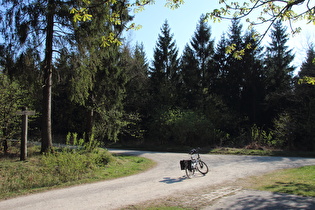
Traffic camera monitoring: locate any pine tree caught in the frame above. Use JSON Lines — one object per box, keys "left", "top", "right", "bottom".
{"left": 180, "top": 15, "right": 215, "bottom": 109}
{"left": 70, "top": 0, "right": 132, "bottom": 142}
{"left": 216, "top": 19, "right": 265, "bottom": 127}
{"left": 263, "top": 20, "right": 295, "bottom": 126}
{"left": 190, "top": 15, "right": 215, "bottom": 91}
{"left": 298, "top": 46, "right": 315, "bottom": 78}
{"left": 240, "top": 29, "right": 265, "bottom": 124}
{"left": 212, "top": 33, "right": 228, "bottom": 95}
{"left": 124, "top": 43, "right": 149, "bottom": 113}
{"left": 121, "top": 43, "right": 149, "bottom": 141}
{"left": 52, "top": 49, "right": 86, "bottom": 135}
{"left": 180, "top": 45, "right": 200, "bottom": 108}
{"left": 293, "top": 45, "right": 315, "bottom": 150}
{"left": 150, "top": 20, "right": 180, "bottom": 108}
{"left": 264, "top": 20, "right": 295, "bottom": 93}
{"left": 223, "top": 18, "right": 244, "bottom": 112}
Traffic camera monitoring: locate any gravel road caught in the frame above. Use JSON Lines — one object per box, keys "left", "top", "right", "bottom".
{"left": 1, "top": 149, "right": 315, "bottom": 210}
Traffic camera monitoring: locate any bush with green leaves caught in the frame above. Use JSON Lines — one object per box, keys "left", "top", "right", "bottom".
{"left": 40, "top": 148, "right": 114, "bottom": 183}
{"left": 0, "top": 74, "right": 25, "bottom": 140}
{"left": 243, "top": 124, "right": 274, "bottom": 149}
{"left": 149, "top": 108, "right": 217, "bottom": 146}
{"left": 272, "top": 112, "right": 295, "bottom": 149}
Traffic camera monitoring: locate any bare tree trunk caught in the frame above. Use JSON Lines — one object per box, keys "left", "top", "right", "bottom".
{"left": 41, "top": 0, "right": 55, "bottom": 153}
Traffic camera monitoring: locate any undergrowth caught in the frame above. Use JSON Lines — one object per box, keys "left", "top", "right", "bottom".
{"left": 0, "top": 138, "right": 154, "bottom": 200}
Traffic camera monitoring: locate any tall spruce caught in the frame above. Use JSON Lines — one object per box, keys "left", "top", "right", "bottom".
{"left": 190, "top": 15, "right": 215, "bottom": 92}
{"left": 150, "top": 20, "right": 180, "bottom": 108}
{"left": 124, "top": 43, "right": 149, "bottom": 113}
{"left": 212, "top": 33, "right": 228, "bottom": 95}
{"left": 180, "top": 15, "right": 215, "bottom": 109}
{"left": 223, "top": 18, "right": 244, "bottom": 113}
{"left": 293, "top": 45, "right": 315, "bottom": 150}
{"left": 264, "top": 20, "right": 295, "bottom": 93}
{"left": 240, "top": 30, "right": 265, "bottom": 124}
{"left": 298, "top": 46, "right": 315, "bottom": 78}
{"left": 263, "top": 20, "right": 295, "bottom": 126}
{"left": 180, "top": 45, "right": 200, "bottom": 108}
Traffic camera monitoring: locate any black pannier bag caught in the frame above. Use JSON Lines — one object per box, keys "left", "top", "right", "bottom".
{"left": 180, "top": 160, "right": 192, "bottom": 170}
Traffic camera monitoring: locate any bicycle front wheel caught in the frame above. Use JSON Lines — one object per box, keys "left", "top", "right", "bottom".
{"left": 185, "top": 168, "right": 195, "bottom": 179}
{"left": 197, "top": 160, "right": 208, "bottom": 175}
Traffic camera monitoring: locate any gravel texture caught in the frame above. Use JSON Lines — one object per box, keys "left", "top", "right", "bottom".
{"left": 1, "top": 149, "right": 315, "bottom": 210}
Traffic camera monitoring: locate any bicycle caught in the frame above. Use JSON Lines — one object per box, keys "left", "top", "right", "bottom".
{"left": 180, "top": 148, "right": 209, "bottom": 179}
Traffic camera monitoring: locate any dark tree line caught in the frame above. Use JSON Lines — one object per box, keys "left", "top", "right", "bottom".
{"left": 141, "top": 17, "right": 314, "bottom": 151}
{"left": 1, "top": 4, "right": 314, "bottom": 152}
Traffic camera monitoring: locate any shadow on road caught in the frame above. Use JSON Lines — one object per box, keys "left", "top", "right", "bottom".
{"left": 208, "top": 190, "right": 315, "bottom": 210}
{"left": 108, "top": 149, "right": 162, "bottom": 156}
{"left": 159, "top": 176, "right": 186, "bottom": 184}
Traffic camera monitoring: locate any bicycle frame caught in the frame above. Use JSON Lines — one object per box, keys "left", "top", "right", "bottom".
{"left": 184, "top": 148, "right": 209, "bottom": 178}
{"left": 190, "top": 153, "right": 200, "bottom": 169}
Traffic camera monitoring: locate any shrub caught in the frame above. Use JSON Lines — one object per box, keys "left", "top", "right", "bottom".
{"left": 40, "top": 148, "right": 114, "bottom": 183}
{"left": 66, "top": 132, "right": 101, "bottom": 151}
{"left": 272, "top": 112, "right": 295, "bottom": 149}
{"left": 0, "top": 74, "right": 25, "bottom": 140}
{"left": 149, "top": 108, "right": 216, "bottom": 146}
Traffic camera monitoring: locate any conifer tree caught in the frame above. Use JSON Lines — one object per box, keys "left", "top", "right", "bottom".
{"left": 180, "top": 15, "right": 215, "bottom": 109}
{"left": 240, "top": 30, "right": 265, "bottom": 124}
{"left": 298, "top": 46, "right": 315, "bottom": 78}
{"left": 70, "top": 0, "right": 132, "bottom": 142}
{"left": 218, "top": 19, "right": 265, "bottom": 126}
{"left": 121, "top": 43, "right": 149, "bottom": 141}
{"left": 264, "top": 21, "right": 295, "bottom": 94}
{"left": 263, "top": 20, "right": 295, "bottom": 126}
{"left": 212, "top": 34, "right": 228, "bottom": 95}
{"left": 223, "top": 18, "right": 244, "bottom": 112}
{"left": 124, "top": 43, "right": 149, "bottom": 113}
{"left": 150, "top": 20, "right": 180, "bottom": 108}
{"left": 180, "top": 45, "right": 200, "bottom": 109}
{"left": 293, "top": 45, "right": 315, "bottom": 150}
{"left": 190, "top": 15, "right": 215, "bottom": 91}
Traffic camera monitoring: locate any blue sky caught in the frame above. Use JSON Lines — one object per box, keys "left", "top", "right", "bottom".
{"left": 126, "top": 0, "right": 315, "bottom": 72}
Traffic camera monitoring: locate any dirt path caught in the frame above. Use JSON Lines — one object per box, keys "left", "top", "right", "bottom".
{"left": 1, "top": 149, "right": 315, "bottom": 210}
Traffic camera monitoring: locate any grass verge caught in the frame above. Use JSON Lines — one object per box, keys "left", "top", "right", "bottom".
{"left": 243, "top": 165, "right": 315, "bottom": 197}
{"left": 208, "top": 147, "right": 315, "bottom": 157}
{"left": 0, "top": 145, "right": 155, "bottom": 200}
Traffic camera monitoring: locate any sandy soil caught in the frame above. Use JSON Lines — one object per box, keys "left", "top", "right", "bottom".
{"left": 1, "top": 149, "right": 315, "bottom": 210}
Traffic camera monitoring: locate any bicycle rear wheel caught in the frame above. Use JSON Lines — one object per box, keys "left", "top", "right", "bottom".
{"left": 197, "top": 160, "right": 208, "bottom": 175}
{"left": 185, "top": 168, "right": 195, "bottom": 178}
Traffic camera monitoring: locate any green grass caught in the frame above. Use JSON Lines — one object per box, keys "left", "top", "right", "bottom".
{"left": 207, "top": 147, "right": 315, "bottom": 157}
{"left": 0, "top": 145, "right": 155, "bottom": 200}
{"left": 245, "top": 165, "right": 315, "bottom": 197}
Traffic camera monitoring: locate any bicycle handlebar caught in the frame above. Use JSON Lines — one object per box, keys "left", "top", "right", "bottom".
{"left": 189, "top": 147, "right": 201, "bottom": 155}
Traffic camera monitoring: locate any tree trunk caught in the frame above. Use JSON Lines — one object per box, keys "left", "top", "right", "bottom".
{"left": 41, "top": 0, "right": 55, "bottom": 153}
{"left": 85, "top": 109, "right": 94, "bottom": 142}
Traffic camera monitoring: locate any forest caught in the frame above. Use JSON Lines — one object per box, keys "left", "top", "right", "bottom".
{"left": 1, "top": 0, "right": 315, "bottom": 152}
